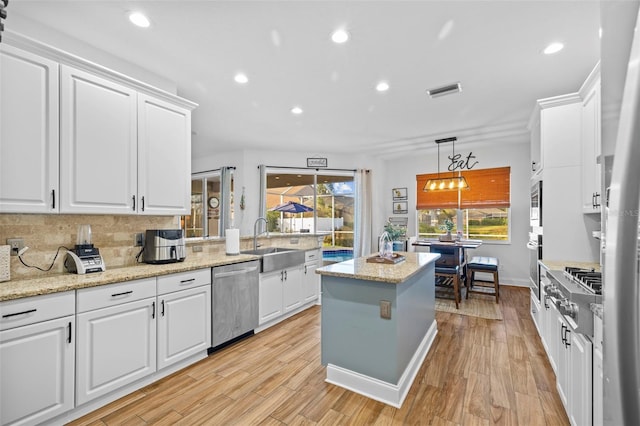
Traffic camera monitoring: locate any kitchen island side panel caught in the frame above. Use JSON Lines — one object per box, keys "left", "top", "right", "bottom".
{"left": 394, "top": 261, "right": 435, "bottom": 381}
{"left": 320, "top": 263, "right": 435, "bottom": 385}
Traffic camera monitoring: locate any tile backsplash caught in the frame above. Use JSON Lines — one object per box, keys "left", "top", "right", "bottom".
{"left": 0, "top": 214, "right": 178, "bottom": 279}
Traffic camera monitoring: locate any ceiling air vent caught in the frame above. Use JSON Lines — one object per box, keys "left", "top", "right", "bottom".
{"left": 427, "top": 82, "right": 462, "bottom": 98}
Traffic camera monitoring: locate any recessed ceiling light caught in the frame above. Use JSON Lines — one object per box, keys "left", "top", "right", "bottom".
{"left": 331, "top": 29, "right": 350, "bottom": 44}
{"left": 128, "top": 12, "right": 150, "bottom": 28}
{"left": 376, "top": 81, "right": 390, "bottom": 92}
{"left": 291, "top": 106, "right": 303, "bottom": 115}
{"left": 543, "top": 42, "right": 564, "bottom": 55}
{"left": 234, "top": 73, "right": 249, "bottom": 84}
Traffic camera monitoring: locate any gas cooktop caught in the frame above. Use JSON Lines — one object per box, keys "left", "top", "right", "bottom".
{"left": 564, "top": 266, "right": 602, "bottom": 295}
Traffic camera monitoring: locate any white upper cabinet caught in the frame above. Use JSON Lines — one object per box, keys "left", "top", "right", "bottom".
{"left": 580, "top": 66, "right": 602, "bottom": 214}
{"left": 137, "top": 94, "right": 191, "bottom": 215}
{"left": 0, "top": 45, "right": 59, "bottom": 213}
{"left": 1, "top": 34, "right": 197, "bottom": 215}
{"left": 60, "top": 65, "right": 138, "bottom": 214}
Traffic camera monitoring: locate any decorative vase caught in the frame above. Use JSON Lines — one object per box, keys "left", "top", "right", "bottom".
{"left": 439, "top": 231, "right": 453, "bottom": 242}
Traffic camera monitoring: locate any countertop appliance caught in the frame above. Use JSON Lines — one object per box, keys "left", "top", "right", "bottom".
{"left": 603, "top": 3, "right": 640, "bottom": 424}
{"left": 64, "top": 224, "right": 106, "bottom": 274}
{"left": 143, "top": 229, "right": 186, "bottom": 264}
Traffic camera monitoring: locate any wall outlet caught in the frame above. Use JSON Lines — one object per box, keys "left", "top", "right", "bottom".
{"left": 380, "top": 300, "right": 392, "bottom": 319}
{"left": 135, "top": 233, "right": 145, "bottom": 247}
{"left": 6, "top": 238, "right": 25, "bottom": 256}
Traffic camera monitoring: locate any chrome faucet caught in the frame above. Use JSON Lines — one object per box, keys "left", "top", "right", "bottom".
{"left": 253, "top": 217, "right": 269, "bottom": 250}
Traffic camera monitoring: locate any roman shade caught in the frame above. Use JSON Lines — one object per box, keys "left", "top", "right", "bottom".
{"left": 416, "top": 167, "right": 510, "bottom": 209}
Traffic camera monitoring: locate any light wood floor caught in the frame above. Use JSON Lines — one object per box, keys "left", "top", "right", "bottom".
{"left": 68, "top": 286, "right": 568, "bottom": 425}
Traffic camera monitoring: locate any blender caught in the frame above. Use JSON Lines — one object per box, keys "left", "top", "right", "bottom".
{"left": 64, "top": 224, "right": 106, "bottom": 274}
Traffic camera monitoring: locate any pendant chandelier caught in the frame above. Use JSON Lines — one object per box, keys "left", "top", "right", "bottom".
{"left": 423, "top": 137, "right": 469, "bottom": 191}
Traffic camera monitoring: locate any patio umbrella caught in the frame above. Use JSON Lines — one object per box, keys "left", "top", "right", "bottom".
{"left": 270, "top": 201, "right": 313, "bottom": 232}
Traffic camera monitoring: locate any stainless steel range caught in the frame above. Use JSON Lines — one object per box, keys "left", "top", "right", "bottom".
{"left": 543, "top": 266, "right": 602, "bottom": 336}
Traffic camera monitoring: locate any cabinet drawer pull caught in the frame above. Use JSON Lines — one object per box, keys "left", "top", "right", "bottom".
{"left": 111, "top": 291, "right": 133, "bottom": 298}
{"left": 2, "top": 308, "right": 37, "bottom": 318}
{"left": 180, "top": 278, "right": 196, "bottom": 284}
{"left": 161, "top": 300, "right": 165, "bottom": 316}
{"left": 132, "top": 195, "right": 136, "bottom": 211}
{"left": 141, "top": 196, "right": 145, "bottom": 212}
{"left": 152, "top": 301, "right": 156, "bottom": 319}
{"left": 67, "top": 321, "right": 72, "bottom": 344}
{"left": 52, "top": 189, "right": 56, "bottom": 209}
{"left": 284, "top": 270, "right": 287, "bottom": 281}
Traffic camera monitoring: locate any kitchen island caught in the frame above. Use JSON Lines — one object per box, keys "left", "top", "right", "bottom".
{"left": 316, "top": 251, "right": 440, "bottom": 407}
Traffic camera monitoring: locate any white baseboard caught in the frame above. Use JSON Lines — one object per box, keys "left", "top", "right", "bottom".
{"left": 325, "top": 320, "right": 438, "bottom": 408}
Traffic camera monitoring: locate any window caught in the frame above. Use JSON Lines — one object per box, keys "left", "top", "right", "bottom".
{"left": 416, "top": 167, "right": 510, "bottom": 241}
{"left": 181, "top": 167, "right": 234, "bottom": 238}
{"left": 261, "top": 167, "right": 354, "bottom": 249}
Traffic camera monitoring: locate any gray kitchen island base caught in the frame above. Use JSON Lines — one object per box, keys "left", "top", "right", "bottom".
{"left": 318, "top": 253, "right": 439, "bottom": 408}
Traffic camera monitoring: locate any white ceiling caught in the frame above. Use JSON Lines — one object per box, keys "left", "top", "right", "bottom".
{"left": 8, "top": 1, "right": 600, "bottom": 158}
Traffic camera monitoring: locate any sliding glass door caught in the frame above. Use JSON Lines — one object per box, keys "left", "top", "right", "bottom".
{"left": 264, "top": 168, "right": 354, "bottom": 249}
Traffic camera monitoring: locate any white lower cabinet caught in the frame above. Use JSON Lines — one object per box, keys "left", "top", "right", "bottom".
{"left": 0, "top": 292, "right": 75, "bottom": 426}
{"left": 259, "top": 265, "right": 304, "bottom": 325}
{"left": 540, "top": 296, "right": 593, "bottom": 426}
{"left": 593, "top": 315, "right": 603, "bottom": 426}
{"left": 283, "top": 267, "right": 303, "bottom": 313}
{"left": 157, "top": 270, "right": 211, "bottom": 369}
{"left": 569, "top": 331, "right": 593, "bottom": 426}
{"left": 556, "top": 315, "right": 570, "bottom": 408}
{"left": 303, "top": 249, "right": 321, "bottom": 304}
{"left": 75, "top": 279, "right": 157, "bottom": 405}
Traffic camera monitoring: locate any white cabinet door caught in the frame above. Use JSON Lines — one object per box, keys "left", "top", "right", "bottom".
{"left": 593, "top": 344, "right": 604, "bottom": 426}
{"left": 0, "top": 315, "right": 74, "bottom": 426}
{"left": 283, "top": 267, "right": 303, "bottom": 313}
{"left": 259, "top": 271, "right": 284, "bottom": 325}
{"left": 0, "top": 45, "right": 59, "bottom": 213}
{"left": 303, "top": 261, "right": 320, "bottom": 304}
{"left": 581, "top": 79, "right": 602, "bottom": 213}
{"left": 60, "top": 65, "right": 138, "bottom": 214}
{"left": 542, "top": 294, "right": 559, "bottom": 373}
{"left": 569, "top": 331, "right": 593, "bottom": 426}
{"left": 556, "top": 315, "right": 570, "bottom": 411}
{"left": 137, "top": 94, "right": 191, "bottom": 215}
{"left": 530, "top": 291, "right": 541, "bottom": 334}
{"left": 76, "top": 298, "right": 156, "bottom": 405}
{"left": 157, "top": 285, "right": 211, "bottom": 370}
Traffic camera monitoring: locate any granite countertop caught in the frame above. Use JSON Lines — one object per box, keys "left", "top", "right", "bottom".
{"left": 0, "top": 253, "right": 260, "bottom": 302}
{"left": 591, "top": 303, "right": 603, "bottom": 319}
{"left": 316, "top": 252, "right": 440, "bottom": 284}
{"left": 540, "top": 259, "right": 601, "bottom": 272}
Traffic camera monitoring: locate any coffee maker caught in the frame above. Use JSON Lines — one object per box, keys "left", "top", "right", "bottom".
{"left": 64, "top": 224, "right": 106, "bottom": 274}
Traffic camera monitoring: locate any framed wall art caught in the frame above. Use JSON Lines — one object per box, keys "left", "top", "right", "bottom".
{"left": 392, "top": 187, "right": 407, "bottom": 200}
{"left": 393, "top": 201, "right": 408, "bottom": 214}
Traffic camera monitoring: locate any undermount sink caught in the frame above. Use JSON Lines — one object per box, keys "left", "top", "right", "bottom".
{"left": 241, "top": 247, "right": 305, "bottom": 273}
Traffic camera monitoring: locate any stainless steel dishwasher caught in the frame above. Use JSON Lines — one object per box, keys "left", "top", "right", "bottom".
{"left": 211, "top": 260, "right": 260, "bottom": 347}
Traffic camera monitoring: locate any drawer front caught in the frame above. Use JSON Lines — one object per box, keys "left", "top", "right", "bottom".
{"left": 0, "top": 291, "right": 75, "bottom": 330}
{"left": 157, "top": 268, "right": 211, "bottom": 295}
{"left": 77, "top": 278, "right": 156, "bottom": 313}
{"left": 305, "top": 249, "right": 320, "bottom": 263}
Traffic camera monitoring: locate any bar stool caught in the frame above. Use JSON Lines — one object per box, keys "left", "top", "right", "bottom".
{"left": 466, "top": 256, "right": 500, "bottom": 303}
{"left": 431, "top": 245, "right": 464, "bottom": 309}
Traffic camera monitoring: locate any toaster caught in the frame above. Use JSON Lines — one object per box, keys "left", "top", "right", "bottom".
{"left": 143, "top": 229, "right": 186, "bottom": 264}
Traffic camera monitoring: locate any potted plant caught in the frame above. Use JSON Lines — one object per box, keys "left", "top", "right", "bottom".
{"left": 384, "top": 222, "right": 406, "bottom": 251}
{"left": 439, "top": 218, "right": 455, "bottom": 241}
